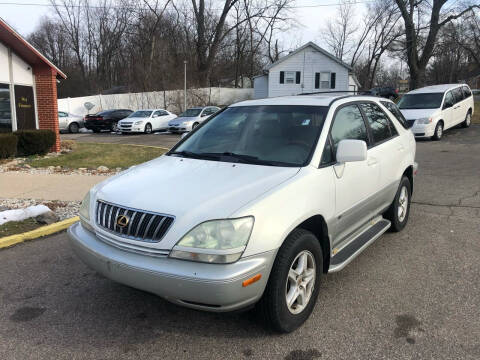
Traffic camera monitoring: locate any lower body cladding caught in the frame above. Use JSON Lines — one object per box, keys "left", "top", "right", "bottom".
{"left": 68, "top": 222, "right": 276, "bottom": 312}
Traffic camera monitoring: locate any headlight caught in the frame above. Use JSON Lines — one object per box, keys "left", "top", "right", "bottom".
{"left": 169, "top": 217, "right": 254, "bottom": 264}
{"left": 79, "top": 191, "right": 94, "bottom": 232}
{"left": 134, "top": 121, "right": 143, "bottom": 125}
{"left": 416, "top": 117, "right": 432, "bottom": 124}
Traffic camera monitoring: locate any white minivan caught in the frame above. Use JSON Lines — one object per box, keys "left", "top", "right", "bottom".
{"left": 398, "top": 84, "right": 474, "bottom": 140}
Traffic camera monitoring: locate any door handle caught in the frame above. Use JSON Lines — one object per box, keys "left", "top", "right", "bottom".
{"left": 454, "top": 106, "right": 460, "bottom": 109}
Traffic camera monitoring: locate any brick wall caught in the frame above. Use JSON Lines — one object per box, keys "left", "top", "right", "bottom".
{"left": 33, "top": 66, "right": 60, "bottom": 152}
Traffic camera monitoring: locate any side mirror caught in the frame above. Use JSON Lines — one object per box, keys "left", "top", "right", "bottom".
{"left": 336, "top": 139, "right": 367, "bottom": 163}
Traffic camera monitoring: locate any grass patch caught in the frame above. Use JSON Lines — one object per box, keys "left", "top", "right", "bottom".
{"left": 0, "top": 218, "right": 42, "bottom": 238}
{"left": 27, "top": 143, "right": 167, "bottom": 169}
{"left": 473, "top": 101, "right": 480, "bottom": 124}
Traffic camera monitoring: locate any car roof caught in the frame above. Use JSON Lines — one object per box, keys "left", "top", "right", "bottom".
{"left": 230, "top": 94, "right": 382, "bottom": 107}
{"left": 407, "top": 84, "right": 467, "bottom": 94}
{"left": 134, "top": 109, "right": 166, "bottom": 112}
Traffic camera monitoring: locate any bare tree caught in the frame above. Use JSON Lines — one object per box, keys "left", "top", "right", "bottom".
{"left": 394, "top": 0, "right": 480, "bottom": 89}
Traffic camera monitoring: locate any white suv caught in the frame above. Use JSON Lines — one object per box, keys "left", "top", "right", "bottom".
{"left": 398, "top": 84, "right": 474, "bottom": 140}
{"left": 69, "top": 95, "right": 417, "bottom": 333}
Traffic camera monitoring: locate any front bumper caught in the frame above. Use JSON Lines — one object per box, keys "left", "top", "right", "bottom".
{"left": 411, "top": 123, "right": 434, "bottom": 138}
{"left": 68, "top": 222, "right": 276, "bottom": 312}
{"left": 169, "top": 126, "right": 187, "bottom": 133}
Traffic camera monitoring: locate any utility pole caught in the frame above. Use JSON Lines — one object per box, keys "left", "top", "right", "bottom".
{"left": 184, "top": 60, "right": 187, "bottom": 111}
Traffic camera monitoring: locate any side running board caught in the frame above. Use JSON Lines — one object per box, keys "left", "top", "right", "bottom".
{"left": 328, "top": 218, "right": 391, "bottom": 273}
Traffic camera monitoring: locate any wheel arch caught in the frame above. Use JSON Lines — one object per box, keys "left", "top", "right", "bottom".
{"left": 294, "top": 215, "right": 331, "bottom": 273}
{"left": 402, "top": 165, "right": 414, "bottom": 194}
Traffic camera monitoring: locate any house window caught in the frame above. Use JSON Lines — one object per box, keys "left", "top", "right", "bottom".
{"left": 280, "top": 71, "right": 301, "bottom": 84}
{"left": 0, "top": 84, "right": 12, "bottom": 132}
{"left": 315, "top": 72, "right": 332, "bottom": 89}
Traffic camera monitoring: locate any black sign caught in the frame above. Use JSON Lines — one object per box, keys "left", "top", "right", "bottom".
{"left": 14, "top": 85, "right": 36, "bottom": 130}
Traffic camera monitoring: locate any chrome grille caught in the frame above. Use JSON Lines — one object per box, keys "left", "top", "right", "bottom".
{"left": 95, "top": 200, "right": 174, "bottom": 242}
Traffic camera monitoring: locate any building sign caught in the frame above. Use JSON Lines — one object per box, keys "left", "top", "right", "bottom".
{"left": 14, "top": 85, "right": 36, "bottom": 130}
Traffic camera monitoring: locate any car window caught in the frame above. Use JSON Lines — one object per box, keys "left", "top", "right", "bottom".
{"left": 398, "top": 93, "right": 443, "bottom": 109}
{"left": 58, "top": 112, "right": 68, "bottom": 117}
{"left": 202, "top": 108, "right": 215, "bottom": 116}
{"left": 330, "top": 104, "right": 368, "bottom": 154}
{"left": 443, "top": 91, "right": 454, "bottom": 108}
{"left": 452, "top": 87, "right": 464, "bottom": 103}
{"left": 180, "top": 108, "right": 202, "bottom": 117}
{"left": 359, "top": 103, "right": 395, "bottom": 144}
{"left": 462, "top": 86, "right": 472, "bottom": 98}
{"left": 172, "top": 105, "right": 328, "bottom": 167}
{"left": 380, "top": 101, "right": 408, "bottom": 130}
{"left": 153, "top": 110, "right": 167, "bottom": 117}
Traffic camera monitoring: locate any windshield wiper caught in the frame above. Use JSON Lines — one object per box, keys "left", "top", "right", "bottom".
{"left": 169, "top": 150, "right": 210, "bottom": 159}
{"left": 200, "top": 152, "right": 296, "bottom": 167}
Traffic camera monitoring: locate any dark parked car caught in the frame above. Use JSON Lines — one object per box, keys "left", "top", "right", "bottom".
{"left": 84, "top": 109, "right": 133, "bottom": 133}
{"left": 362, "top": 86, "right": 398, "bottom": 100}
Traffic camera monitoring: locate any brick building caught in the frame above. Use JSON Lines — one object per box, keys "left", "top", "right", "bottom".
{"left": 0, "top": 18, "right": 66, "bottom": 152}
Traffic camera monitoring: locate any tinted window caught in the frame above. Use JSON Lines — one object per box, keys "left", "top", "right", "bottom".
{"left": 0, "top": 84, "right": 12, "bottom": 132}
{"left": 359, "top": 103, "right": 394, "bottom": 144}
{"left": 330, "top": 105, "right": 368, "bottom": 153}
{"left": 172, "top": 105, "right": 328, "bottom": 167}
{"left": 58, "top": 111, "right": 68, "bottom": 117}
{"left": 380, "top": 101, "right": 408, "bottom": 130}
{"left": 443, "top": 92, "right": 454, "bottom": 108}
{"left": 398, "top": 93, "right": 444, "bottom": 109}
{"left": 97, "top": 110, "right": 114, "bottom": 116}
{"left": 130, "top": 111, "right": 152, "bottom": 118}
{"left": 463, "top": 86, "right": 472, "bottom": 98}
{"left": 180, "top": 108, "right": 202, "bottom": 117}
{"left": 452, "top": 87, "right": 464, "bottom": 103}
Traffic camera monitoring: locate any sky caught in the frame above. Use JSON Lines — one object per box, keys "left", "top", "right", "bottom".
{"left": 0, "top": 0, "right": 369, "bottom": 49}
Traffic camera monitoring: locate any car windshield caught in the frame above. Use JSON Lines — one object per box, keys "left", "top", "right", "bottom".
{"left": 96, "top": 110, "right": 113, "bottom": 116}
{"left": 169, "top": 105, "right": 328, "bottom": 167}
{"left": 179, "top": 109, "right": 202, "bottom": 117}
{"left": 129, "top": 111, "right": 152, "bottom": 118}
{"left": 398, "top": 93, "right": 444, "bottom": 109}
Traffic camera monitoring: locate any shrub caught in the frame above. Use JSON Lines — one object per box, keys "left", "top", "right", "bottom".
{"left": 0, "top": 133, "right": 17, "bottom": 159}
{"left": 61, "top": 140, "right": 77, "bottom": 151}
{"left": 14, "top": 130, "right": 56, "bottom": 156}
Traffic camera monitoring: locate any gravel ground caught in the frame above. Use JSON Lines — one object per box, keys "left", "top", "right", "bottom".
{"left": 0, "top": 198, "right": 80, "bottom": 221}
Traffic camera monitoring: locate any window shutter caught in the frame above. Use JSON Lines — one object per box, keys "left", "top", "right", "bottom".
{"left": 296, "top": 71, "right": 301, "bottom": 84}
{"left": 315, "top": 73, "right": 320, "bottom": 89}
{"left": 330, "top": 73, "right": 336, "bottom": 89}
{"left": 280, "top": 71, "right": 285, "bottom": 84}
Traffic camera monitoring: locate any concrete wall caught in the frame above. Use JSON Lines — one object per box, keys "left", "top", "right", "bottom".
{"left": 58, "top": 87, "right": 253, "bottom": 116}
{"left": 267, "top": 47, "right": 349, "bottom": 97}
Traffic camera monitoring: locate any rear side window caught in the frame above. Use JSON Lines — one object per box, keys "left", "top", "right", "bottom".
{"left": 359, "top": 103, "right": 396, "bottom": 144}
{"left": 452, "top": 88, "right": 464, "bottom": 103}
{"left": 444, "top": 91, "right": 454, "bottom": 108}
{"left": 330, "top": 104, "right": 369, "bottom": 153}
{"left": 462, "top": 86, "right": 472, "bottom": 98}
{"left": 380, "top": 101, "right": 408, "bottom": 129}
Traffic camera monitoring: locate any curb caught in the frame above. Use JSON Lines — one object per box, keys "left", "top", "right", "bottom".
{"left": 0, "top": 216, "right": 79, "bottom": 249}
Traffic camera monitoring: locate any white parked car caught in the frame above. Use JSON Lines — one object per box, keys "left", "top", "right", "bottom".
{"left": 398, "top": 84, "right": 474, "bottom": 140}
{"left": 58, "top": 111, "right": 84, "bottom": 133}
{"left": 118, "top": 109, "right": 177, "bottom": 134}
{"left": 69, "top": 95, "right": 417, "bottom": 332}
{"left": 168, "top": 106, "right": 220, "bottom": 133}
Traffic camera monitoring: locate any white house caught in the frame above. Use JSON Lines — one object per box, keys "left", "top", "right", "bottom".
{"left": 253, "top": 42, "right": 361, "bottom": 99}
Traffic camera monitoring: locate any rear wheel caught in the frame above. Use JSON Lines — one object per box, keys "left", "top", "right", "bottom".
{"left": 462, "top": 111, "right": 472, "bottom": 128}
{"left": 68, "top": 122, "right": 79, "bottom": 133}
{"left": 144, "top": 123, "right": 153, "bottom": 134}
{"left": 432, "top": 121, "right": 443, "bottom": 141}
{"left": 192, "top": 122, "right": 199, "bottom": 130}
{"left": 257, "top": 228, "right": 322, "bottom": 333}
{"left": 384, "top": 176, "right": 411, "bottom": 232}
{"left": 110, "top": 122, "right": 118, "bottom": 132}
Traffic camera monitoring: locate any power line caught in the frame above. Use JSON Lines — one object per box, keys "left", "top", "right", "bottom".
{"left": 0, "top": 0, "right": 373, "bottom": 11}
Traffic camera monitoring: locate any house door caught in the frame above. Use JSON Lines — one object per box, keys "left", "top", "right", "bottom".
{"left": 14, "top": 85, "right": 36, "bottom": 130}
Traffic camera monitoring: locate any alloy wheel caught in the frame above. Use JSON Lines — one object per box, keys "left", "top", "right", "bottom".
{"left": 285, "top": 250, "right": 316, "bottom": 315}
{"left": 397, "top": 185, "right": 409, "bottom": 222}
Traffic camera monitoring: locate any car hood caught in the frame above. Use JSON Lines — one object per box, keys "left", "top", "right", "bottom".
{"left": 119, "top": 117, "right": 147, "bottom": 123}
{"left": 169, "top": 116, "right": 196, "bottom": 124}
{"left": 400, "top": 108, "right": 439, "bottom": 120}
{"left": 93, "top": 155, "right": 300, "bottom": 248}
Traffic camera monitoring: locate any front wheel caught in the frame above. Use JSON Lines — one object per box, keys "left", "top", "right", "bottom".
{"left": 432, "top": 122, "right": 443, "bottom": 141}
{"left": 384, "top": 176, "right": 411, "bottom": 232}
{"left": 144, "top": 123, "right": 153, "bottom": 134}
{"left": 68, "top": 122, "right": 79, "bottom": 133}
{"left": 192, "top": 122, "right": 199, "bottom": 130}
{"left": 110, "top": 122, "right": 118, "bottom": 132}
{"left": 257, "top": 228, "right": 322, "bottom": 333}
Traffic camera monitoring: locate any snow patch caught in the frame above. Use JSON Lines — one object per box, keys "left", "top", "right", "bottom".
{"left": 0, "top": 205, "right": 51, "bottom": 226}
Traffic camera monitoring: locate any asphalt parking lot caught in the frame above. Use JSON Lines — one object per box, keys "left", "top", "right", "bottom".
{"left": 61, "top": 131, "right": 182, "bottom": 149}
{"left": 2, "top": 125, "right": 479, "bottom": 359}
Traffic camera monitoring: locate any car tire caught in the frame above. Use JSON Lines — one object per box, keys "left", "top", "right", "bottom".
{"left": 144, "top": 123, "right": 153, "bottom": 134}
{"left": 192, "top": 122, "right": 199, "bottom": 130}
{"left": 384, "top": 176, "right": 411, "bottom": 232}
{"left": 68, "top": 122, "right": 79, "bottom": 133}
{"left": 257, "top": 228, "right": 322, "bottom": 333}
{"left": 462, "top": 111, "right": 472, "bottom": 128}
{"left": 110, "top": 122, "right": 118, "bottom": 132}
{"left": 432, "top": 121, "right": 443, "bottom": 141}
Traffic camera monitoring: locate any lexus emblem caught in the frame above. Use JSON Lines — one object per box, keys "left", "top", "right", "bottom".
{"left": 116, "top": 215, "right": 130, "bottom": 228}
